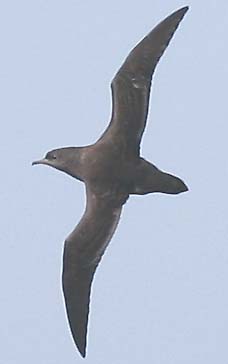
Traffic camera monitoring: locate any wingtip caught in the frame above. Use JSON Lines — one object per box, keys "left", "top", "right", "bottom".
{"left": 169, "top": 6, "right": 189, "bottom": 24}
{"left": 77, "top": 343, "right": 86, "bottom": 358}
{"left": 160, "top": 6, "right": 189, "bottom": 31}
{"left": 80, "top": 350, "right": 86, "bottom": 359}
{"left": 179, "top": 5, "right": 189, "bottom": 14}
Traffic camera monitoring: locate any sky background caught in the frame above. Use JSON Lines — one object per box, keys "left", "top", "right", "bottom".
{"left": 1, "top": 0, "right": 228, "bottom": 363}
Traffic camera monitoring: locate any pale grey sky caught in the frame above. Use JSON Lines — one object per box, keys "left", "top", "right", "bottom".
{"left": 1, "top": 1, "right": 228, "bottom": 363}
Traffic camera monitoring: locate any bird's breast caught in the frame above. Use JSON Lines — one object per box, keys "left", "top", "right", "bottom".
{"left": 81, "top": 143, "right": 130, "bottom": 181}
{"left": 81, "top": 144, "right": 134, "bottom": 205}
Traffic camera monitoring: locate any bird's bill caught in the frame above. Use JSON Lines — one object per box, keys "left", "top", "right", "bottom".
{"left": 32, "top": 158, "right": 49, "bottom": 166}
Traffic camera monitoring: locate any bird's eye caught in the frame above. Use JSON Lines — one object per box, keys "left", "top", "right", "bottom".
{"left": 46, "top": 152, "right": 57, "bottom": 160}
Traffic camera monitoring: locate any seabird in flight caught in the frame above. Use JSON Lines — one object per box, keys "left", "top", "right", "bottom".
{"left": 33, "top": 6, "right": 189, "bottom": 358}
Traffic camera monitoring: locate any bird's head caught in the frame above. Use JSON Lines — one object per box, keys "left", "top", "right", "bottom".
{"left": 32, "top": 147, "right": 84, "bottom": 180}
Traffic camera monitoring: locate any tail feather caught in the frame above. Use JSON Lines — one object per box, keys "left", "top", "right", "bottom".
{"left": 132, "top": 158, "right": 188, "bottom": 195}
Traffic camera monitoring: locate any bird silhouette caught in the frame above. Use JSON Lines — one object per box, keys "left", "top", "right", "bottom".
{"left": 33, "top": 6, "right": 189, "bottom": 358}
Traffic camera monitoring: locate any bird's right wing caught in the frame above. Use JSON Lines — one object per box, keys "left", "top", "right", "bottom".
{"left": 62, "top": 187, "right": 122, "bottom": 357}
{"left": 99, "top": 7, "right": 188, "bottom": 156}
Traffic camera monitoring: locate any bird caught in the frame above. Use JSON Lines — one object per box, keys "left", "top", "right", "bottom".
{"left": 33, "top": 6, "right": 189, "bottom": 358}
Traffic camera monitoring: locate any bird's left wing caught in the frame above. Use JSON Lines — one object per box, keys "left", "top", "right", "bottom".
{"left": 62, "top": 186, "right": 122, "bottom": 357}
{"left": 99, "top": 7, "right": 188, "bottom": 156}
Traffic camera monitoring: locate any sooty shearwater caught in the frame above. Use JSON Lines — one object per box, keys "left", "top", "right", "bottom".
{"left": 33, "top": 6, "right": 189, "bottom": 357}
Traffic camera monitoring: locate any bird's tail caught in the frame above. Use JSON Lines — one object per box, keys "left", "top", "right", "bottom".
{"left": 131, "top": 158, "right": 188, "bottom": 195}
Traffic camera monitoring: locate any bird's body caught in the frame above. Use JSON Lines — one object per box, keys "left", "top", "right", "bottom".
{"left": 33, "top": 6, "right": 189, "bottom": 358}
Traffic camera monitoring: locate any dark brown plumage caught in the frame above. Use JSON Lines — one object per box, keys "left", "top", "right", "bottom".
{"left": 33, "top": 6, "right": 189, "bottom": 357}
